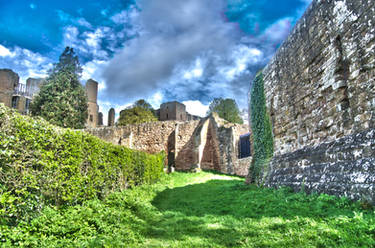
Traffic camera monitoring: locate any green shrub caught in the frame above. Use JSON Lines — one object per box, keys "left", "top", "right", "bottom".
{"left": 0, "top": 104, "right": 164, "bottom": 225}
{"left": 249, "top": 71, "right": 274, "bottom": 185}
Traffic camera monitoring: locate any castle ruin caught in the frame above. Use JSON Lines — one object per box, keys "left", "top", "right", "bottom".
{"left": 86, "top": 113, "right": 251, "bottom": 177}
{"left": 0, "top": 68, "right": 103, "bottom": 128}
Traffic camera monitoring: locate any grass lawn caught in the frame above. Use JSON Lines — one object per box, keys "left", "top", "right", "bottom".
{"left": 3, "top": 172, "right": 375, "bottom": 247}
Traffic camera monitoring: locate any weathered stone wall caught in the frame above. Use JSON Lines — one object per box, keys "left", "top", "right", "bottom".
{"left": 86, "top": 116, "right": 251, "bottom": 177}
{"left": 214, "top": 117, "right": 251, "bottom": 176}
{"left": 264, "top": 0, "right": 375, "bottom": 155}
{"left": 86, "top": 121, "right": 179, "bottom": 154}
{"left": 175, "top": 121, "right": 201, "bottom": 170}
{"left": 260, "top": 0, "right": 375, "bottom": 202}
{"left": 267, "top": 129, "right": 375, "bottom": 202}
{"left": 0, "top": 69, "right": 19, "bottom": 107}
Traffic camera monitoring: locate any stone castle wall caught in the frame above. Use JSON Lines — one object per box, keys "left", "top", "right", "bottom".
{"left": 86, "top": 116, "right": 251, "bottom": 177}
{"left": 261, "top": 0, "right": 375, "bottom": 202}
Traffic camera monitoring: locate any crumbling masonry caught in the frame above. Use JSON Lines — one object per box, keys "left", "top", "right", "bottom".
{"left": 258, "top": 0, "right": 375, "bottom": 202}
{"left": 86, "top": 113, "right": 251, "bottom": 177}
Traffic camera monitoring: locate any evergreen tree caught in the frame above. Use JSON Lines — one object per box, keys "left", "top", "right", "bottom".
{"left": 207, "top": 98, "right": 243, "bottom": 124}
{"left": 31, "top": 47, "right": 88, "bottom": 129}
{"left": 50, "top": 47, "right": 82, "bottom": 76}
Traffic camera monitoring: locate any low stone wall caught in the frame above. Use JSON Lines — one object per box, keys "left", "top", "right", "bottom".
{"left": 267, "top": 128, "right": 375, "bottom": 202}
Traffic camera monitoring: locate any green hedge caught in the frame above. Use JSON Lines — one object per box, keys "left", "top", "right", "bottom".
{"left": 249, "top": 72, "right": 274, "bottom": 185}
{"left": 0, "top": 104, "right": 164, "bottom": 225}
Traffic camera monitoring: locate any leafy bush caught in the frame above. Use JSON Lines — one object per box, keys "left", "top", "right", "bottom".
{"left": 0, "top": 104, "right": 164, "bottom": 225}
{"left": 117, "top": 106, "right": 158, "bottom": 126}
{"left": 249, "top": 71, "right": 273, "bottom": 185}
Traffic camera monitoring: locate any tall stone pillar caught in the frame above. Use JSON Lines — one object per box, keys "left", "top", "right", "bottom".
{"left": 108, "top": 108, "right": 115, "bottom": 126}
{"left": 98, "top": 112, "right": 103, "bottom": 126}
{"left": 85, "top": 79, "right": 99, "bottom": 128}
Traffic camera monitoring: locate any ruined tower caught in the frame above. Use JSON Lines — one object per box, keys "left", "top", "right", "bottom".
{"left": 108, "top": 108, "right": 115, "bottom": 126}
{"left": 98, "top": 112, "right": 103, "bottom": 126}
{"left": 85, "top": 79, "right": 99, "bottom": 128}
{"left": 0, "top": 69, "right": 19, "bottom": 108}
{"left": 159, "top": 101, "right": 187, "bottom": 121}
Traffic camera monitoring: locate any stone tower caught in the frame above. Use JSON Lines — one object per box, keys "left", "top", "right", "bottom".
{"left": 108, "top": 108, "right": 115, "bottom": 126}
{"left": 98, "top": 112, "right": 103, "bottom": 126}
{"left": 159, "top": 101, "right": 187, "bottom": 121}
{"left": 85, "top": 79, "right": 99, "bottom": 128}
{"left": 0, "top": 69, "right": 19, "bottom": 107}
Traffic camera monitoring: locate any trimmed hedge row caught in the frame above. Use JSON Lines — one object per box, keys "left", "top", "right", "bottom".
{"left": 0, "top": 104, "right": 164, "bottom": 225}
{"left": 249, "top": 72, "right": 274, "bottom": 185}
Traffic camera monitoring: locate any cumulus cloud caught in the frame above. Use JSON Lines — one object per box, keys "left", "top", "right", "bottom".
{"left": 0, "top": 45, "right": 52, "bottom": 83}
{"left": 182, "top": 100, "right": 209, "bottom": 117}
{"left": 100, "top": 0, "right": 304, "bottom": 111}
{"left": 0, "top": 45, "right": 15, "bottom": 57}
{"left": 102, "top": 0, "right": 241, "bottom": 102}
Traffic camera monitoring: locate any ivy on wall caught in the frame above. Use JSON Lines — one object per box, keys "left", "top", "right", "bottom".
{"left": 249, "top": 71, "right": 273, "bottom": 185}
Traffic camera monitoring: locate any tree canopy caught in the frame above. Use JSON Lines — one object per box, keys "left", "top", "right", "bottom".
{"left": 30, "top": 47, "right": 88, "bottom": 129}
{"left": 117, "top": 99, "right": 158, "bottom": 126}
{"left": 207, "top": 98, "right": 243, "bottom": 124}
{"left": 50, "top": 47, "right": 82, "bottom": 76}
{"left": 133, "top": 99, "right": 153, "bottom": 111}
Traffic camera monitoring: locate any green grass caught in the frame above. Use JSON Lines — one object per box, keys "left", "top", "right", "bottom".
{"left": 2, "top": 172, "right": 375, "bottom": 247}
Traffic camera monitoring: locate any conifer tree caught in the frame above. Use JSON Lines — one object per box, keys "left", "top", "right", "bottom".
{"left": 31, "top": 47, "right": 88, "bottom": 128}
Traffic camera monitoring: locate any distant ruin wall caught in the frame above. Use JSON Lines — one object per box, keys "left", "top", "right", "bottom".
{"left": 0, "top": 69, "right": 19, "bottom": 107}
{"left": 86, "top": 121, "right": 180, "bottom": 154}
{"left": 86, "top": 116, "right": 251, "bottom": 177}
{"left": 261, "top": 0, "right": 375, "bottom": 201}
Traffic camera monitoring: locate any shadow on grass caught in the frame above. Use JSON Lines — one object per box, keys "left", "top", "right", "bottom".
{"left": 152, "top": 179, "right": 359, "bottom": 219}
{"left": 141, "top": 179, "right": 374, "bottom": 247}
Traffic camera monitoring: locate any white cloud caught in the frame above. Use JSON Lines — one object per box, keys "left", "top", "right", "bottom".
{"left": 0, "top": 44, "right": 51, "bottom": 83}
{"left": 220, "top": 45, "right": 263, "bottom": 81}
{"left": 183, "top": 59, "right": 204, "bottom": 79}
{"left": 262, "top": 18, "right": 293, "bottom": 43}
{"left": 0, "top": 45, "right": 15, "bottom": 57}
{"left": 77, "top": 18, "right": 92, "bottom": 29}
{"left": 102, "top": 0, "right": 240, "bottom": 101}
{"left": 148, "top": 91, "right": 164, "bottom": 109}
{"left": 111, "top": 7, "right": 138, "bottom": 24}
{"left": 182, "top": 100, "right": 209, "bottom": 117}
{"left": 81, "top": 60, "right": 108, "bottom": 91}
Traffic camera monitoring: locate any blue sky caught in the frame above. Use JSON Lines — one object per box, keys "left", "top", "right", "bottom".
{"left": 0, "top": 0, "right": 311, "bottom": 121}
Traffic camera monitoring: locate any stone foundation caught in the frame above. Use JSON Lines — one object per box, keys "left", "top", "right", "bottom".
{"left": 267, "top": 128, "right": 375, "bottom": 202}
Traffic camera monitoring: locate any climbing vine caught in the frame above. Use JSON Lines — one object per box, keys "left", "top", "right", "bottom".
{"left": 249, "top": 71, "right": 274, "bottom": 185}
